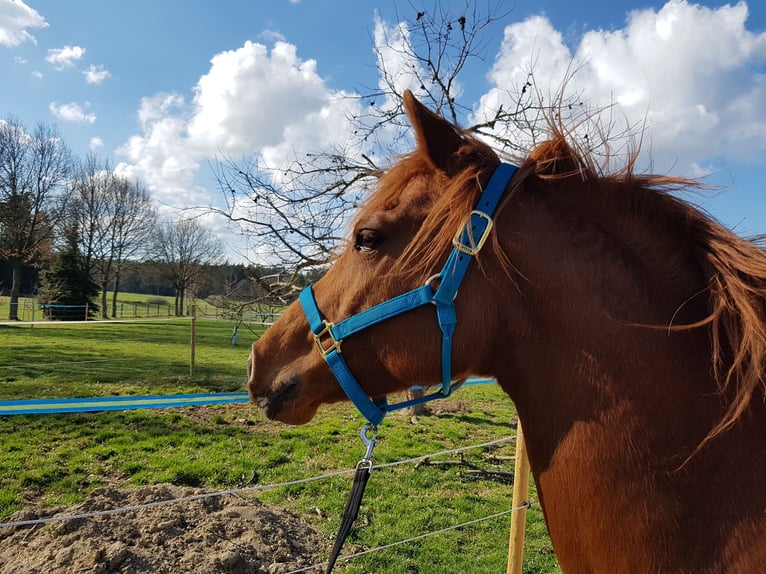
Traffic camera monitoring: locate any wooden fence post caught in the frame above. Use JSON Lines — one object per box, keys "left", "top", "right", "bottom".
{"left": 190, "top": 304, "right": 197, "bottom": 377}
{"left": 507, "top": 419, "right": 531, "bottom": 574}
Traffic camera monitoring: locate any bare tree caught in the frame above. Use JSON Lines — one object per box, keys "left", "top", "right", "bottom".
{"left": 210, "top": 1, "right": 579, "bottom": 277}
{"left": 70, "top": 154, "right": 157, "bottom": 318}
{"left": 108, "top": 178, "right": 156, "bottom": 317}
{"left": 211, "top": 149, "right": 378, "bottom": 272}
{"left": 70, "top": 153, "right": 113, "bottom": 317}
{"left": 151, "top": 218, "right": 223, "bottom": 316}
{"left": 363, "top": 1, "right": 513, "bottom": 142}
{"left": 0, "top": 116, "right": 73, "bottom": 320}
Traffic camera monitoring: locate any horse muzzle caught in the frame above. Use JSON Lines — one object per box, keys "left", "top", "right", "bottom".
{"left": 248, "top": 350, "right": 320, "bottom": 425}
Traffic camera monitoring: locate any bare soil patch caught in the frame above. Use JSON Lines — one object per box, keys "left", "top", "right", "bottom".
{"left": 0, "top": 484, "right": 328, "bottom": 573}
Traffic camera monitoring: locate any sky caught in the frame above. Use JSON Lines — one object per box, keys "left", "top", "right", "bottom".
{"left": 1, "top": 0, "right": 765, "bottom": 264}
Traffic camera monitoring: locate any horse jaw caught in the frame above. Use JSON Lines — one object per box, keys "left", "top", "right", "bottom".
{"left": 266, "top": 398, "right": 319, "bottom": 426}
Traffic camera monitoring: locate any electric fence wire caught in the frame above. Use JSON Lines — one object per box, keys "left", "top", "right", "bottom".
{"left": 284, "top": 501, "right": 535, "bottom": 574}
{"left": 0, "top": 436, "right": 517, "bottom": 530}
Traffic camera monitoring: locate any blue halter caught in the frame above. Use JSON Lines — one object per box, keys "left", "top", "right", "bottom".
{"left": 299, "top": 162, "right": 518, "bottom": 425}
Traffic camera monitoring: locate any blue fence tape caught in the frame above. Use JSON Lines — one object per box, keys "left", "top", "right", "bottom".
{"left": 0, "top": 379, "right": 496, "bottom": 416}
{"left": 0, "top": 393, "right": 250, "bottom": 415}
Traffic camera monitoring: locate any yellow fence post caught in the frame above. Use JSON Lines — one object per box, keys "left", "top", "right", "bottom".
{"left": 507, "top": 419, "right": 531, "bottom": 574}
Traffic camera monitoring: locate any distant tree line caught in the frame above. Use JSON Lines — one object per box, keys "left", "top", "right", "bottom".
{"left": 0, "top": 115, "right": 307, "bottom": 321}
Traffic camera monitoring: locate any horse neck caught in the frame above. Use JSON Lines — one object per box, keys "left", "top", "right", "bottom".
{"left": 487, "top": 181, "right": 766, "bottom": 571}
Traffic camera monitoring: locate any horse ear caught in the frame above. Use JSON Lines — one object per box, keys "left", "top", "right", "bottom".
{"left": 403, "top": 90, "right": 464, "bottom": 174}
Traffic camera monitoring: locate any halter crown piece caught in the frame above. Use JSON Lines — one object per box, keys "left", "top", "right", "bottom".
{"left": 299, "top": 162, "right": 518, "bottom": 426}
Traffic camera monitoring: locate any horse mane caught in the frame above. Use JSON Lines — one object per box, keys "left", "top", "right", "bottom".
{"left": 364, "top": 118, "right": 766, "bottom": 440}
{"left": 527, "top": 129, "right": 766, "bottom": 440}
{"left": 360, "top": 108, "right": 766, "bottom": 438}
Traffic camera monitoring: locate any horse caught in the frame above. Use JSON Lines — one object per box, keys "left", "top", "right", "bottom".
{"left": 248, "top": 90, "right": 766, "bottom": 572}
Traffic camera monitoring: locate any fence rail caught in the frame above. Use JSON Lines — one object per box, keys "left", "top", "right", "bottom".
{"left": 0, "top": 392, "right": 250, "bottom": 415}
{"left": 6, "top": 301, "right": 174, "bottom": 322}
{"left": 2, "top": 300, "right": 284, "bottom": 323}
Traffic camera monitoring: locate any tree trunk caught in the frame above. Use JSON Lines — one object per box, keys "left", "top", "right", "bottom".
{"left": 100, "top": 283, "right": 109, "bottom": 319}
{"left": 111, "top": 274, "right": 121, "bottom": 318}
{"left": 8, "top": 260, "right": 21, "bottom": 321}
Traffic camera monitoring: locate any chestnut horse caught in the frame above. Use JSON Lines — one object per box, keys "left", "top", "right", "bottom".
{"left": 248, "top": 91, "right": 766, "bottom": 572}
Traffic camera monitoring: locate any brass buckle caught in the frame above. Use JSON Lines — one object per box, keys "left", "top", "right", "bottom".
{"left": 314, "top": 320, "right": 342, "bottom": 357}
{"left": 452, "top": 210, "right": 493, "bottom": 255}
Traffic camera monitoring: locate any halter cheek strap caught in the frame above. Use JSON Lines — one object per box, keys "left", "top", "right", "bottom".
{"left": 300, "top": 285, "right": 434, "bottom": 425}
{"left": 299, "top": 162, "right": 518, "bottom": 426}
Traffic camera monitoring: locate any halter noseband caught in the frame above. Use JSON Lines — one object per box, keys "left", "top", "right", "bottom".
{"left": 299, "top": 162, "right": 518, "bottom": 425}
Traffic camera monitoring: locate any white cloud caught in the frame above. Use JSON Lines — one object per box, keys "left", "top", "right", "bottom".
{"left": 258, "top": 90, "right": 364, "bottom": 176}
{"left": 49, "top": 101, "right": 97, "bottom": 124}
{"left": 117, "top": 40, "right": 366, "bottom": 211}
{"left": 115, "top": 93, "right": 207, "bottom": 208}
{"left": 46, "top": 45, "right": 86, "bottom": 69}
{"left": 259, "top": 30, "right": 287, "bottom": 43}
{"left": 474, "top": 0, "right": 766, "bottom": 173}
{"left": 0, "top": 0, "right": 46, "bottom": 47}
{"left": 113, "top": 38, "right": 378, "bottom": 265}
{"left": 83, "top": 63, "right": 110, "bottom": 84}
{"left": 89, "top": 136, "right": 103, "bottom": 151}
{"left": 186, "top": 40, "right": 328, "bottom": 154}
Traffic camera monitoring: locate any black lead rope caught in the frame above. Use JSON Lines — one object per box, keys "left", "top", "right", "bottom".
{"left": 325, "top": 425, "right": 377, "bottom": 574}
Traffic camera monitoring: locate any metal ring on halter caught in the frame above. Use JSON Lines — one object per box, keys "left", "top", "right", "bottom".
{"left": 425, "top": 274, "right": 444, "bottom": 305}
{"left": 424, "top": 274, "right": 441, "bottom": 290}
{"left": 425, "top": 273, "right": 461, "bottom": 301}
{"left": 425, "top": 273, "right": 460, "bottom": 301}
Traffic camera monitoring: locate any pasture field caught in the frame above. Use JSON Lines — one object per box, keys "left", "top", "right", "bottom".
{"left": 0, "top": 292, "right": 224, "bottom": 321}
{"left": 0, "top": 317, "right": 560, "bottom": 573}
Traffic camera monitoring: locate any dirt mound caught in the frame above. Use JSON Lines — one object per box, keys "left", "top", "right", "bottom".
{"left": 0, "top": 484, "right": 329, "bottom": 573}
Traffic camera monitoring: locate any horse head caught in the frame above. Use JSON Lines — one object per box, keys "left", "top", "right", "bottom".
{"left": 248, "top": 91, "right": 507, "bottom": 424}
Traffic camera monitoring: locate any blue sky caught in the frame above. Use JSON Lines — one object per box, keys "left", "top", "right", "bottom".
{"left": 1, "top": 0, "right": 765, "bottom": 262}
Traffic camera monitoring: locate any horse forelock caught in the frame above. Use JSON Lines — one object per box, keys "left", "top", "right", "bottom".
{"left": 352, "top": 144, "right": 496, "bottom": 279}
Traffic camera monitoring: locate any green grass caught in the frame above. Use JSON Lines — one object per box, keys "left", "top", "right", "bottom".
{"left": 0, "top": 317, "right": 248, "bottom": 399}
{"left": 0, "top": 318, "right": 561, "bottom": 573}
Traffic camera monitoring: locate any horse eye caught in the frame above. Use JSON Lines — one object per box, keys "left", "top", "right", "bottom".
{"left": 355, "top": 229, "right": 383, "bottom": 252}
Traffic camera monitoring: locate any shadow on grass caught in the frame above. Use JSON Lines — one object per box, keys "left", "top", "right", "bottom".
{"left": 433, "top": 412, "right": 517, "bottom": 430}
